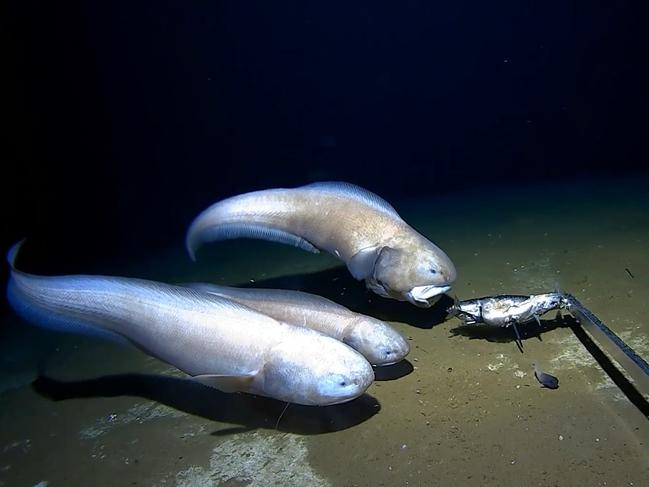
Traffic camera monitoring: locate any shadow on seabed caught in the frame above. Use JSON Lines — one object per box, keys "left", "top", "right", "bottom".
{"left": 32, "top": 372, "right": 381, "bottom": 435}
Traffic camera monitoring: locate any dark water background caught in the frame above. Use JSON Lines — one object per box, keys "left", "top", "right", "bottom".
{"left": 1, "top": 2, "right": 648, "bottom": 486}
{"left": 2, "top": 1, "right": 648, "bottom": 273}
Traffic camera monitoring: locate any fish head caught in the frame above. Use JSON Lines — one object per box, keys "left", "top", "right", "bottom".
{"left": 367, "top": 243, "right": 456, "bottom": 308}
{"left": 262, "top": 331, "right": 374, "bottom": 406}
{"left": 533, "top": 362, "right": 559, "bottom": 389}
{"left": 342, "top": 316, "right": 410, "bottom": 366}
{"left": 447, "top": 299, "right": 482, "bottom": 324}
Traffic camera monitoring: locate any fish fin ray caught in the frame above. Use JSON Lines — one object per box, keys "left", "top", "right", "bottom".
{"left": 512, "top": 322, "right": 523, "bottom": 351}
{"left": 6, "top": 282, "right": 131, "bottom": 344}
{"left": 191, "top": 373, "right": 257, "bottom": 393}
{"left": 6, "top": 241, "right": 131, "bottom": 344}
{"left": 348, "top": 246, "right": 381, "bottom": 280}
{"left": 302, "top": 182, "right": 401, "bottom": 218}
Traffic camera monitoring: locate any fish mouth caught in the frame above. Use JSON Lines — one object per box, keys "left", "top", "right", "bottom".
{"left": 374, "top": 358, "right": 402, "bottom": 367}
{"left": 406, "top": 285, "right": 452, "bottom": 308}
{"left": 320, "top": 382, "right": 373, "bottom": 405}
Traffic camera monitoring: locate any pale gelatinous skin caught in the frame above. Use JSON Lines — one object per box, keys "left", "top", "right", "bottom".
{"left": 186, "top": 182, "right": 456, "bottom": 307}
{"left": 185, "top": 283, "right": 410, "bottom": 365}
{"left": 6, "top": 242, "right": 374, "bottom": 406}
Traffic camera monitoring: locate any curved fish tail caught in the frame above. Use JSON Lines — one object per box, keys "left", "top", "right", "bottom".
{"left": 185, "top": 192, "right": 319, "bottom": 261}
{"left": 5, "top": 240, "right": 129, "bottom": 343}
{"left": 6, "top": 238, "right": 26, "bottom": 269}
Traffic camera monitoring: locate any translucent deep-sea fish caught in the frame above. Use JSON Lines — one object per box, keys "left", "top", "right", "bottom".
{"left": 184, "top": 282, "right": 409, "bottom": 366}
{"left": 6, "top": 241, "right": 374, "bottom": 406}
{"left": 186, "top": 181, "right": 456, "bottom": 307}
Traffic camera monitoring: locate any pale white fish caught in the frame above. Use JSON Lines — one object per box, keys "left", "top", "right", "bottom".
{"left": 6, "top": 241, "right": 374, "bottom": 406}
{"left": 185, "top": 182, "right": 456, "bottom": 307}
{"left": 184, "top": 282, "right": 410, "bottom": 366}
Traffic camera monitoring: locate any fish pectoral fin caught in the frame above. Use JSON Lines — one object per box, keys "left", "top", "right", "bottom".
{"left": 191, "top": 373, "right": 257, "bottom": 393}
{"left": 348, "top": 246, "right": 381, "bottom": 280}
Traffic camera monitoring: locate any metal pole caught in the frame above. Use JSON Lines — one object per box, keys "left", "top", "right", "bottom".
{"left": 564, "top": 293, "right": 649, "bottom": 397}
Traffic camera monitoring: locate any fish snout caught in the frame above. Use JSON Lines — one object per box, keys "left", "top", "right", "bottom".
{"left": 382, "top": 329, "right": 411, "bottom": 365}
{"left": 441, "top": 261, "right": 457, "bottom": 284}
{"left": 319, "top": 358, "right": 374, "bottom": 405}
{"left": 344, "top": 319, "right": 410, "bottom": 366}
{"left": 424, "top": 246, "right": 457, "bottom": 288}
{"left": 348, "top": 359, "right": 375, "bottom": 394}
{"left": 368, "top": 339, "right": 410, "bottom": 366}
{"left": 385, "top": 336, "right": 410, "bottom": 365}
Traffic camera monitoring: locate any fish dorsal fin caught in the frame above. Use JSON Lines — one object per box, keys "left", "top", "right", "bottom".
{"left": 348, "top": 246, "right": 381, "bottom": 280}
{"left": 135, "top": 281, "right": 266, "bottom": 316}
{"left": 181, "top": 282, "right": 230, "bottom": 298}
{"left": 191, "top": 373, "right": 257, "bottom": 393}
{"left": 183, "top": 282, "right": 348, "bottom": 313}
{"left": 302, "top": 182, "right": 401, "bottom": 219}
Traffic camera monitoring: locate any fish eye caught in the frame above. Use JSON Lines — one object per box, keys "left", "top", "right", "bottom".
{"left": 429, "top": 268, "right": 437, "bottom": 274}
{"left": 339, "top": 380, "right": 347, "bottom": 386}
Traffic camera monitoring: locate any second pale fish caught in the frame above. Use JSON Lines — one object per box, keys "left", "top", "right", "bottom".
{"left": 184, "top": 282, "right": 410, "bottom": 365}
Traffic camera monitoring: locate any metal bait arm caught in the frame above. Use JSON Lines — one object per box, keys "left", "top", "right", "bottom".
{"left": 449, "top": 290, "right": 649, "bottom": 409}
{"left": 563, "top": 293, "right": 649, "bottom": 398}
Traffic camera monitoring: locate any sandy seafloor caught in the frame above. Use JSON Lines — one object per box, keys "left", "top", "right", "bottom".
{"left": 1, "top": 176, "right": 648, "bottom": 486}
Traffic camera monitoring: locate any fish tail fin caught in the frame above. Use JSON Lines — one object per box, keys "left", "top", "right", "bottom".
{"left": 6, "top": 240, "right": 130, "bottom": 345}
{"left": 185, "top": 233, "right": 198, "bottom": 262}
{"left": 185, "top": 191, "right": 321, "bottom": 261}
{"left": 7, "top": 239, "right": 26, "bottom": 269}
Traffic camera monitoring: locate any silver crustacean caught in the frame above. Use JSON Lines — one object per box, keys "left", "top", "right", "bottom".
{"left": 447, "top": 292, "right": 569, "bottom": 348}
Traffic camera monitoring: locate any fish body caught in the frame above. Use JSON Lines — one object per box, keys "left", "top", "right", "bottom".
{"left": 6, "top": 242, "right": 374, "bottom": 405}
{"left": 185, "top": 182, "right": 456, "bottom": 307}
{"left": 448, "top": 292, "right": 567, "bottom": 348}
{"left": 448, "top": 293, "right": 567, "bottom": 327}
{"left": 533, "top": 363, "right": 559, "bottom": 389}
{"left": 183, "top": 282, "right": 409, "bottom": 365}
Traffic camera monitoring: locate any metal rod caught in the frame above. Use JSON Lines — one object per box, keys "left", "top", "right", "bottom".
{"left": 564, "top": 293, "right": 649, "bottom": 397}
